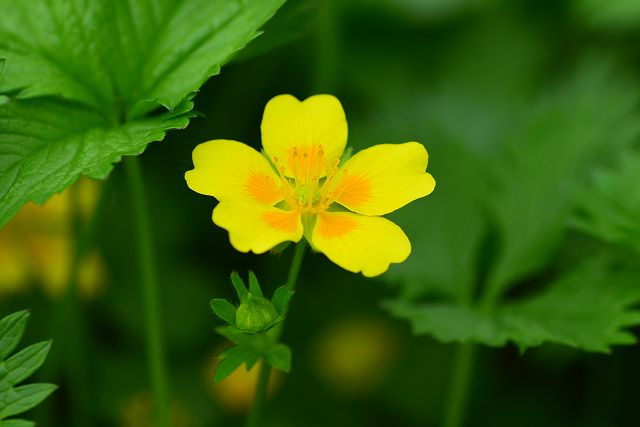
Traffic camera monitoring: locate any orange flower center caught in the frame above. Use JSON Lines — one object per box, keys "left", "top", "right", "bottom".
{"left": 272, "top": 144, "right": 343, "bottom": 213}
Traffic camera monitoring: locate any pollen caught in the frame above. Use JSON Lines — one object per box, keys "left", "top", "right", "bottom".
{"left": 272, "top": 144, "right": 343, "bottom": 213}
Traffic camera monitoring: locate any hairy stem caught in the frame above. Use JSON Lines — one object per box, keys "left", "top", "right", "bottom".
{"left": 246, "top": 241, "right": 306, "bottom": 427}
{"left": 124, "top": 157, "right": 170, "bottom": 427}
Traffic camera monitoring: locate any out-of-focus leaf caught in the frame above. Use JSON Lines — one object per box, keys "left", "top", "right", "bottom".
{"left": 572, "top": 150, "right": 640, "bottom": 252}
{"left": 265, "top": 344, "right": 292, "bottom": 372}
{"left": 574, "top": 0, "right": 640, "bottom": 30}
{"left": 0, "top": 0, "right": 285, "bottom": 227}
{"left": 385, "top": 138, "right": 486, "bottom": 301}
{"left": 214, "top": 346, "right": 261, "bottom": 383}
{"left": 386, "top": 262, "right": 640, "bottom": 352}
{"left": 0, "top": 311, "right": 28, "bottom": 361}
{"left": 232, "top": 0, "right": 315, "bottom": 62}
{"left": 486, "top": 61, "right": 640, "bottom": 296}
{"left": 0, "top": 419, "right": 34, "bottom": 427}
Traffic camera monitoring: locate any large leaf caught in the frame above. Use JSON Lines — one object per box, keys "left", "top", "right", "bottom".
{"left": 385, "top": 261, "right": 640, "bottom": 352}
{"left": 0, "top": 0, "right": 285, "bottom": 227}
{"left": 485, "top": 62, "right": 640, "bottom": 296}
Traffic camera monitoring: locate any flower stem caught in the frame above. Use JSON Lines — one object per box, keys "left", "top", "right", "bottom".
{"left": 124, "top": 156, "right": 170, "bottom": 427}
{"left": 53, "top": 181, "right": 109, "bottom": 427}
{"left": 442, "top": 344, "right": 476, "bottom": 427}
{"left": 246, "top": 241, "right": 306, "bottom": 427}
{"left": 246, "top": 361, "right": 271, "bottom": 427}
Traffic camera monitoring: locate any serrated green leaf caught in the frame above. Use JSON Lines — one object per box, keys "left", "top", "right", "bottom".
{"left": 0, "top": 341, "right": 51, "bottom": 391}
{"left": 214, "top": 346, "right": 261, "bottom": 383}
{"left": 0, "top": 0, "right": 285, "bottom": 227}
{"left": 248, "top": 271, "right": 263, "bottom": 297}
{"left": 0, "top": 383, "right": 57, "bottom": 419}
{"left": 210, "top": 299, "right": 237, "bottom": 325}
{"left": 265, "top": 344, "right": 291, "bottom": 372}
{"left": 385, "top": 262, "right": 640, "bottom": 352}
{"left": 0, "top": 97, "right": 192, "bottom": 222}
{"left": 0, "top": 311, "right": 29, "bottom": 361}
{"left": 0, "top": 419, "right": 35, "bottom": 427}
{"left": 271, "top": 286, "right": 294, "bottom": 316}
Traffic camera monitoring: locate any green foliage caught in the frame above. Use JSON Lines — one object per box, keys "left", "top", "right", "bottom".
{"left": 572, "top": 150, "right": 640, "bottom": 252}
{"left": 386, "top": 261, "right": 640, "bottom": 352}
{"left": 574, "top": 0, "right": 640, "bottom": 30}
{"left": 210, "top": 273, "right": 293, "bottom": 382}
{"left": 0, "top": 0, "right": 285, "bottom": 227}
{"left": 0, "top": 311, "right": 56, "bottom": 425}
{"left": 383, "top": 60, "right": 640, "bottom": 351}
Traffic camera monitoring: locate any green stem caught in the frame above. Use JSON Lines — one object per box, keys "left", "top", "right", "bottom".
{"left": 442, "top": 275, "right": 504, "bottom": 427}
{"left": 313, "top": 0, "right": 339, "bottom": 93}
{"left": 246, "top": 241, "right": 306, "bottom": 427}
{"left": 442, "top": 344, "right": 475, "bottom": 427}
{"left": 246, "top": 360, "right": 271, "bottom": 427}
{"left": 124, "top": 157, "right": 170, "bottom": 427}
{"left": 285, "top": 240, "right": 306, "bottom": 293}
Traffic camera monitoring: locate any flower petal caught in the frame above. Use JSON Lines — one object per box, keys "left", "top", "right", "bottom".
{"left": 310, "top": 211, "right": 411, "bottom": 277}
{"left": 331, "top": 142, "right": 435, "bottom": 216}
{"left": 213, "top": 201, "right": 303, "bottom": 254}
{"left": 185, "top": 140, "right": 282, "bottom": 205}
{"left": 261, "top": 94, "right": 347, "bottom": 177}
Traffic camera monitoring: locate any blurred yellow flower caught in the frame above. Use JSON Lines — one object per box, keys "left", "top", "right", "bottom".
{"left": 185, "top": 94, "right": 435, "bottom": 276}
{"left": 0, "top": 177, "right": 107, "bottom": 299}
{"left": 120, "top": 392, "right": 196, "bottom": 427}
{"left": 205, "top": 353, "right": 281, "bottom": 414}
{"left": 313, "top": 317, "right": 398, "bottom": 396}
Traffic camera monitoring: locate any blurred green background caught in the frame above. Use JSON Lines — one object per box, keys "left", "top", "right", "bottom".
{"left": 1, "top": 0, "right": 640, "bottom": 426}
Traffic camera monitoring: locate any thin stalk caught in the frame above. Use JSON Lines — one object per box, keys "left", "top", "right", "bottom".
{"left": 313, "top": 0, "right": 339, "bottom": 93}
{"left": 442, "top": 344, "right": 476, "bottom": 427}
{"left": 442, "top": 275, "right": 503, "bottom": 427}
{"left": 245, "top": 360, "right": 271, "bottom": 427}
{"left": 54, "top": 181, "right": 109, "bottom": 427}
{"left": 124, "top": 157, "right": 170, "bottom": 427}
{"left": 246, "top": 241, "right": 306, "bottom": 427}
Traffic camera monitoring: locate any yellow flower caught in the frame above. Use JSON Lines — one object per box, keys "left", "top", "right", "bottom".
{"left": 0, "top": 177, "right": 107, "bottom": 299}
{"left": 185, "top": 95, "right": 435, "bottom": 276}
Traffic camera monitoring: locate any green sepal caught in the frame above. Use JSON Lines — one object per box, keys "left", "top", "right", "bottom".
{"left": 248, "top": 271, "right": 263, "bottom": 297}
{"left": 209, "top": 299, "right": 237, "bottom": 325}
{"left": 230, "top": 272, "right": 249, "bottom": 303}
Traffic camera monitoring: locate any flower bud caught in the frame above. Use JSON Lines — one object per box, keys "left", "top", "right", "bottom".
{"left": 235, "top": 295, "right": 279, "bottom": 333}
